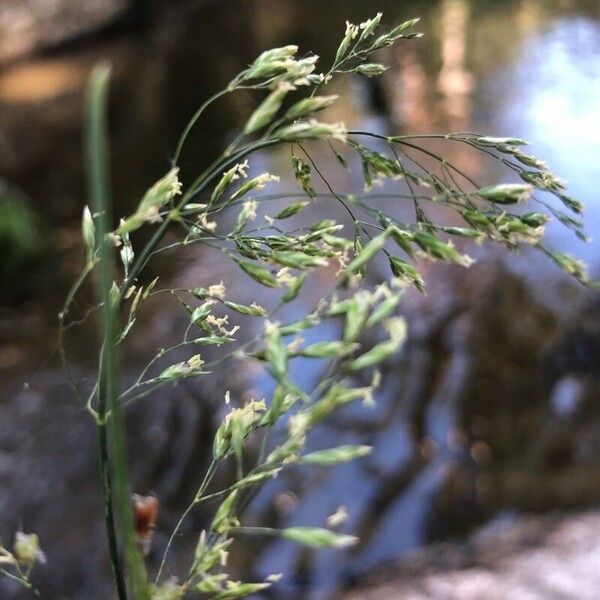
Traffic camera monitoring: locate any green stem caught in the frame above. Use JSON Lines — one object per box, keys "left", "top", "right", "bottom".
{"left": 228, "top": 526, "right": 277, "bottom": 537}
{"left": 98, "top": 419, "right": 126, "bottom": 599}
{"left": 0, "top": 567, "right": 37, "bottom": 595}
{"left": 87, "top": 65, "right": 149, "bottom": 600}
{"left": 58, "top": 262, "right": 96, "bottom": 413}
{"left": 86, "top": 65, "right": 129, "bottom": 600}
{"left": 172, "top": 88, "right": 232, "bottom": 166}
{"left": 155, "top": 460, "right": 217, "bottom": 583}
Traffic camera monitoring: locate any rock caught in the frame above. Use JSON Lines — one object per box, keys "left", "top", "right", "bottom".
{"left": 0, "top": 0, "right": 129, "bottom": 63}
{"left": 343, "top": 511, "right": 600, "bottom": 600}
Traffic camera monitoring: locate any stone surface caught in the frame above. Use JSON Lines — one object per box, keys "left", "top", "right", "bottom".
{"left": 343, "top": 512, "right": 600, "bottom": 600}
{"left": 0, "top": 0, "right": 129, "bottom": 63}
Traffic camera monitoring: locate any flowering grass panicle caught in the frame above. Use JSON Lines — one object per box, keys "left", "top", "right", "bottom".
{"left": 12, "top": 11, "right": 590, "bottom": 600}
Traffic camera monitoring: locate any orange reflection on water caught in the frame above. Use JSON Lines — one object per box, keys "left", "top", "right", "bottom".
{"left": 436, "top": 0, "right": 474, "bottom": 128}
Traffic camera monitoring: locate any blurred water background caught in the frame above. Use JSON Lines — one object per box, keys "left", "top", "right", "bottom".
{"left": 0, "top": 1, "right": 599, "bottom": 598}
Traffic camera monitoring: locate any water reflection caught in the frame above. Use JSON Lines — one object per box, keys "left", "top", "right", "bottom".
{"left": 487, "top": 15, "right": 600, "bottom": 261}
{"left": 0, "top": 1, "right": 599, "bottom": 599}
{"left": 436, "top": 0, "right": 474, "bottom": 126}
